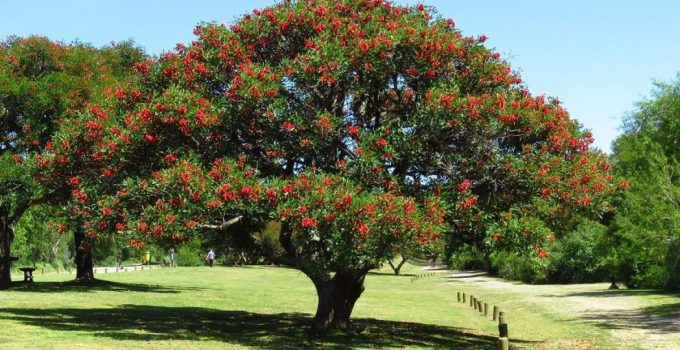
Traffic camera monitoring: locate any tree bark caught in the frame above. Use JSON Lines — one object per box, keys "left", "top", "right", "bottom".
{"left": 0, "top": 216, "right": 12, "bottom": 289}
{"left": 74, "top": 229, "right": 94, "bottom": 282}
{"left": 311, "top": 270, "right": 367, "bottom": 331}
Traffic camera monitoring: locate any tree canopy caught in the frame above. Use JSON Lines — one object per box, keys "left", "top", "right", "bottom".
{"left": 0, "top": 36, "right": 145, "bottom": 287}
{"left": 610, "top": 75, "right": 680, "bottom": 290}
{"left": 38, "top": 0, "right": 617, "bottom": 328}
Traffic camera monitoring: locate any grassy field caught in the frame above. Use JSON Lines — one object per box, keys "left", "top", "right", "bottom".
{"left": 0, "top": 264, "right": 677, "bottom": 349}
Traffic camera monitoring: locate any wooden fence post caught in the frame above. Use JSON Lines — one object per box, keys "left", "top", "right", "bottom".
{"left": 493, "top": 306, "right": 499, "bottom": 321}
{"left": 497, "top": 337, "right": 509, "bottom": 350}
{"left": 498, "top": 312, "right": 508, "bottom": 338}
{"left": 462, "top": 293, "right": 466, "bottom": 303}
{"left": 457, "top": 292, "right": 461, "bottom": 302}
{"left": 484, "top": 303, "right": 489, "bottom": 317}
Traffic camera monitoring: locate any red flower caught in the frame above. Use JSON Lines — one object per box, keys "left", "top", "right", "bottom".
{"left": 499, "top": 113, "right": 519, "bottom": 123}
{"left": 153, "top": 225, "right": 165, "bottom": 238}
{"left": 164, "top": 153, "right": 178, "bottom": 163}
{"left": 348, "top": 125, "right": 360, "bottom": 139}
{"left": 301, "top": 217, "right": 317, "bottom": 228}
{"left": 91, "top": 152, "right": 103, "bottom": 161}
{"left": 191, "top": 191, "right": 202, "bottom": 202}
{"left": 115, "top": 88, "right": 126, "bottom": 100}
{"left": 130, "top": 239, "right": 145, "bottom": 250}
{"left": 374, "top": 138, "right": 388, "bottom": 148}
{"left": 145, "top": 134, "right": 156, "bottom": 142}
{"left": 540, "top": 188, "right": 552, "bottom": 198}
{"left": 618, "top": 181, "right": 630, "bottom": 189}
{"left": 249, "top": 85, "right": 262, "bottom": 99}
{"left": 343, "top": 194, "right": 352, "bottom": 206}
{"left": 282, "top": 121, "right": 296, "bottom": 132}
{"left": 69, "top": 177, "right": 80, "bottom": 187}
{"left": 102, "top": 207, "right": 112, "bottom": 216}
{"left": 403, "top": 200, "right": 416, "bottom": 214}
{"left": 207, "top": 200, "right": 222, "bottom": 208}
{"left": 86, "top": 120, "right": 103, "bottom": 131}
{"left": 356, "top": 223, "right": 370, "bottom": 238}
{"left": 456, "top": 179, "right": 471, "bottom": 193}
{"left": 459, "top": 196, "right": 477, "bottom": 209}
{"left": 240, "top": 186, "right": 253, "bottom": 196}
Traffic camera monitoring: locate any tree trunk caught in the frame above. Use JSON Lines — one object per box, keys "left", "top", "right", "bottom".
{"left": 74, "top": 229, "right": 94, "bottom": 282}
{"left": 312, "top": 270, "right": 367, "bottom": 331}
{"left": 0, "top": 216, "right": 12, "bottom": 289}
{"left": 387, "top": 253, "right": 407, "bottom": 275}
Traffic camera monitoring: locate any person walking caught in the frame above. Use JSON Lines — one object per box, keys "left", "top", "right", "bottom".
{"left": 206, "top": 249, "right": 216, "bottom": 268}
{"left": 169, "top": 248, "right": 176, "bottom": 268}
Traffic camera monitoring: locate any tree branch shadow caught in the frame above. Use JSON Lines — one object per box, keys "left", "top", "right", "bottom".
{"left": 538, "top": 289, "right": 680, "bottom": 334}
{"left": 0, "top": 305, "right": 531, "bottom": 349}
{"left": 7, "top": 279, "right": 203, "bottom": 294}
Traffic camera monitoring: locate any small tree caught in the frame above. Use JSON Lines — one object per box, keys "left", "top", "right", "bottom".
{"left": 40, "top": 0, "right": 616, "bottom": 328}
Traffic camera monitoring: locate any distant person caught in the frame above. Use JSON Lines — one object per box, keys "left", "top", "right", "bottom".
{"left": 206, "top": 249, "right": 216, "bottom": 268}
{"left": 169, "top": 248, "right": 176, "bottom": 268}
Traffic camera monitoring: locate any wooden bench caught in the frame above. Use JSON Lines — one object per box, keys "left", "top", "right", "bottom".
{"left": 19, "top": 267, "right": 36, "bottom": 283}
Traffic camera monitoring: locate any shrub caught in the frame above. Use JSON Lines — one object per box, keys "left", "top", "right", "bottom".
{"left": 548, "top": 222, "right": 608, "bottom": 283}
{"left": 448, "top": 245, "right": 489, "bottom": 270}
{"left": 490, "top": 251, "right": 548, "bottom": 284}
{"left": 176, "top": 240, "right": 204, "bottom": 267}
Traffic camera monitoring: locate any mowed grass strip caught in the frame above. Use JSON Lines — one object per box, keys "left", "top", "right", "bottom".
{"left": 0, "top": 265, "right": 671, "bottom": 349}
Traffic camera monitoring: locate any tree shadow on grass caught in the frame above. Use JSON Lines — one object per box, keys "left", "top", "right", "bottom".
{"left": 558, "top": 289, "right": 677, "bottom": 298}
{"left": 366, "top": 271, "right": 417, "bottom": 277}
{"left": 7, "top": 279, "right": 203, "bottom": 294}
{"left": 0, "top": 305, "right": 516, "bottom": 349}
{"left": 539, "top": 289, "right": 680, "bottom": 334}
{"left": 643, "top": 302, "right": 680, "bottom": 318}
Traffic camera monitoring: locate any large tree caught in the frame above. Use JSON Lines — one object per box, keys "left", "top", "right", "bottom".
{"left": 610, "top": 76, "right": 680, "bottom": 290}
{"left": 0, "top": 36, "right": 144, "bottom": 287}
{"left": 40, "top": 0, "right": 615, "bottom": 328}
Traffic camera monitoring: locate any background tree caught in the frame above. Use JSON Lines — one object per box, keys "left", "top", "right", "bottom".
{"left": 40, "top": 0, "right": 616, "bottom": 328}
{"left": 610, "top": 75, "right": 680, "bottom": 290}
{"left": 11, "top": 205, "right": 74, "bottom": 273}
{"left": 0, "top": 36, "right": 144, "bottom": 287}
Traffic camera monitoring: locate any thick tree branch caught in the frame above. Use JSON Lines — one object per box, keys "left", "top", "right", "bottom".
{"left": 199, "top": 215, "right": 243, "bottom": 230}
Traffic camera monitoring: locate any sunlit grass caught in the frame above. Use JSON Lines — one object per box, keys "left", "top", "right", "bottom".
{"left": 0, "top": 265, "right": 676, "bottom": 349}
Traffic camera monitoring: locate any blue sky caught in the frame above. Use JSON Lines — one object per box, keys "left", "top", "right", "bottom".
{"left": 2, "top": 1, "right": 679, "bottom": 153}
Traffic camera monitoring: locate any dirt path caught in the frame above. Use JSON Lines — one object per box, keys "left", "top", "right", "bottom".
{"left": 443, "top": 269, "right": 680, "bottom": 349}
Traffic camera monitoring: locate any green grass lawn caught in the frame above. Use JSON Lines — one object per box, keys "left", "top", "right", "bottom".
{"left": 0, "top": 265, "right": 677, "bottom": 349}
